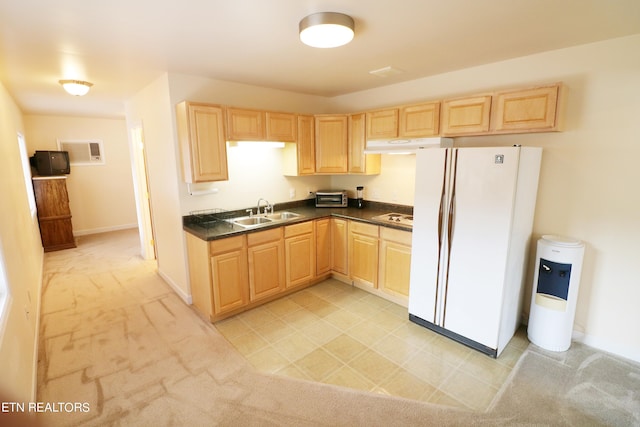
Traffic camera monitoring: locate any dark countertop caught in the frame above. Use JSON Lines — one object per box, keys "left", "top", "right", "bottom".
{"left": 183, "top": 199, "right": 413, "bottom": 241}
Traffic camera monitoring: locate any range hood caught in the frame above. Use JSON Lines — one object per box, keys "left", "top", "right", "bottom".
{"left": 364, "top": 137, "right": 453, "bottom": 154}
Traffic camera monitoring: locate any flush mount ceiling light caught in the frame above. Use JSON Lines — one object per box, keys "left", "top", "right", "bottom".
{"left": 59, "top": 79, "right": 93, "bottom": 96}
{"left": 299, "top": 12, "right": 354, "bottom": 48}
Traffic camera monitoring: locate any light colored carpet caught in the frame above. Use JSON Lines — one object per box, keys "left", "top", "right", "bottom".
{"left": 27, "top": 229, "right": 640, "bottom": 426}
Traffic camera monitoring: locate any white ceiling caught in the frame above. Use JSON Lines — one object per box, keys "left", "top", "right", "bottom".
{"left": 1, "top": 0, "right": 639, "bottom": 118}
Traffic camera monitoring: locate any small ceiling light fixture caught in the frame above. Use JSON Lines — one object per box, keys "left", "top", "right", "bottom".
{"left": 299, "top": 12, "right": 354, "bottom": 48}
{"left": 59, "top": 79, "right": 93, "bottom": 96}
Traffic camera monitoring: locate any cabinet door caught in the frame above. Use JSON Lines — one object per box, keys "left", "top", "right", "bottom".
{"left": 210, "top": 236, "right": 249, "bottom": 315}
{"left": 349, "top": 113, "right": 380, "bottom": 175}
{"left": 441, "top": 95, "right": 492, "bottom": 136}
{"left": 211, "top": 249, "right": 249, "bottom": 315}
{"left": 247, "top": 229, "right": 285, "bottom": 302}
{"left": 331, "top": 218, "right": 348, "bottom": 275}
{"left": 348, "top": 221, "right": 379, "bottom": 289}
{"left": 492, "top": 84, "right": 560, "bottom": 133}
{"left": 379, "top": 228, "right": 412, "bottom": 301}
{"left": 315, "top": 219, "right": 331, "bottom": 276}
{"left": 284, "top": 222, "right": 315, "bottom": 288}
{"left": 366, "top": 109, "right": 398, "bottom": 139}
{"left": 297, "top": 115, "right": 316, "bottom": 175}
{"left": 399, "top": 102, "right": 440, "bottom": 137}
{"left": 226, "top": 107, "right": 265, "bottom": 140}
{"left": 315, "top": 115, "right": 348, "bottom": 174}
{"left": 32, "top": 178, "right": 71, "bottom": 218}
{"left": 32, "top": 178, "right": 76, "bottom": 251}
{"left": 266, "top": 112, "right": 297, "bottom": 142}
{"left": 176, "top": 102, "right": 228, "bottom": 183}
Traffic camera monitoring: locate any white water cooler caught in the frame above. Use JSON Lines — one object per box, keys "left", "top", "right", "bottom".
{"left": 527, "top": 235, "right": 585, "bottom": 352}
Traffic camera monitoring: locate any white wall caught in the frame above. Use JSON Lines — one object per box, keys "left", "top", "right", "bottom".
{"left": 331, "top": 35, "right": 640, "bottom": 362}
{"left": 24, "top": 115, "right": 137, "bottom": 235}
{"left": 166, "top": 73, "right": 332, "bottom": 215}
{"left": 125, "top": 74, "right": 188, "bottom": 300}
{"left": 0, "top": 82, "right": 43, "bottom": 401}
{"left": 125, "top": 73, "right": 332, "bottom": 301}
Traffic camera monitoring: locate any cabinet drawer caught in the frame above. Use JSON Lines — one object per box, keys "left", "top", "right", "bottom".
{"left": 380, "top": 227, "right": 412, "bottom": 246}
{"left": 247, "top": 227, "right": 282, "bottom": 246}
{"left": 284, "top": 221, "right": 313, "bottom": 238}
{"left": 210, "top": 235, "right": 246, "bottom": 255}
{"left": 349, "top": 221, "right": 379, "bottom": 237}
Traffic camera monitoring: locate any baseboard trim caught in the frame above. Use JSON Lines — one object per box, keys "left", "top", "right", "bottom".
{"left": 73, "top": 223, "right": 138, "bottom": 237}
{"left": 157, "top": 270, "right": 192, "bottom": 305}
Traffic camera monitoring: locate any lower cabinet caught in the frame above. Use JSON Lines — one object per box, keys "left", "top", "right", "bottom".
{"left": 210, "top": 235, "right": 249, "bottom": 316}
{"left": 378, "top": 227, "right": 412, "bottom": 303}
{"left": 247, "top": 228, "right": 285, "bottom": 302}
{"left": 348, "top": 221, "right": 379, "bottom": 289}
{"left": 284, "top": 221, "right": 316, "bottom": 288}
{"left": 331, "top": 218, "right": 348, "bottom": 275}
{"left": 315, "top": 218, "right": 331, "bottom": 275}
{"left": 186, "top": 217, "right": 414, "bottom": 322}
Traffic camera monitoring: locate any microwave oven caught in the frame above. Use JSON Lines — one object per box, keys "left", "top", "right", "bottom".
{"left": 315, "top": 190, "right": 348, "bottom": 208}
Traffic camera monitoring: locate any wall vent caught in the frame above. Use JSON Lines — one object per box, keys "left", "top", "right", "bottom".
{"left": 57, "top": 140, "right": 105, "bottom": 165}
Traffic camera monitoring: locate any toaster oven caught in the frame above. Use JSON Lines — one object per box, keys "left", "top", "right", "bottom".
{"left": 315, "top": 190, "right": 348, "bottom": 208}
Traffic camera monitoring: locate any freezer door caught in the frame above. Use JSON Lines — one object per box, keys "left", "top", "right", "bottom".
{"left": 442, "top": 147, "right": 520, "bottom": 349}
{"left": 408, "top": 148, "right": 450, "bottom": 323}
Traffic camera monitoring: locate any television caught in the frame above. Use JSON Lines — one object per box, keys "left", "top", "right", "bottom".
{"left": 30, "top": 151, "right": 71, "bottom": 176}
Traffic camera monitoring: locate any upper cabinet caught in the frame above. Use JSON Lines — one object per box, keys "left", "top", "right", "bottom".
{"left": 349, "top": 113, "right": 380, "bottom": 175}
{"left": 226, "top": 108, "right": 297, "bottom": 142}
{"left": 265, "top": 112, "right": 297, "bottom": 142}
{"left": 176, "top": 101, "right": 228, "bottom": 183}
{"left": 441, "top": 83, "right": 561, "bottom": 136}
{"left": 441, "top": 95, "right": 492, "bottom": 136}
{"left": 283, "top": 115, "right": 315, "bottom": 176}
{"left": 399, "top": 101, "right": 440, "bottom": 137}
{"left": 226, "top": 107, "right": 264, "bottom": 140}
{"left": 366, "top": 108, "right": 399, "bottom": 140}
{"left": 491, "top": 84, "right": 560, "bottom": 133}
{"left": 315, "top": 114, "right": 348, "bottom": 174}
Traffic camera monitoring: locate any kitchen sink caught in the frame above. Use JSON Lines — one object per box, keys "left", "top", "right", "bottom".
{"left": 266, "top": 211, "right": 301, "bottom": 220}
{"left": 232, "top": 216, "right": 274, "bottom": 227}
{"left": 230, "top": 211, "right": 303, "bottom": 228}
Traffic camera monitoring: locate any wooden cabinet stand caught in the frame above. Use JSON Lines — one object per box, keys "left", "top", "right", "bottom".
{"left": 32, "top": 176, "right": 76, "bottom": 252}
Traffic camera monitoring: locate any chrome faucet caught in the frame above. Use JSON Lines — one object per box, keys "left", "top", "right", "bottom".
{"left": 256, "top": 198, "right": 272, "bottom": 215}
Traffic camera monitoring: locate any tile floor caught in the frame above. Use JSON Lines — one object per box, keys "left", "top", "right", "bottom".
{"left": 216, "top": 279, "right": 528, "bottom": 412}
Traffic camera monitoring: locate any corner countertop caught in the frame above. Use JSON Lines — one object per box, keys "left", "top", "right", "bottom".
{"left": 183, "top": 200, "right": 413, "bottom": 241}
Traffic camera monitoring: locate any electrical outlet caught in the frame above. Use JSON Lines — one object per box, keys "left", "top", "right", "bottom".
{"left": 289, "top": 188, "right": 296, "bottom": 199}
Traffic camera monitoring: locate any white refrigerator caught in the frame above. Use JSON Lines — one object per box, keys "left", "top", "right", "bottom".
{"left": 408, "top": 146, "right": 542, "bottom": 357}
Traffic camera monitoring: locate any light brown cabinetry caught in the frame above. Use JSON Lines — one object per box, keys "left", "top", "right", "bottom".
{"left": 441, "top": 95, "right": 493, "bottom": 136}
{"left": 32, "top": 176, "right": 76, "bottom": 252}
{"left": 247, "top": 228, "right": 285, "bottom": 302}
{"left": 225, "top": 107, "right": 264, "bottom": 140}
{"left": 366, "top": 109, "right": 399, "bottom": 140}
{"left": 349, "top": 113, "right": 381, "bottom": 175}
{"left": 348, "top": 221, "right": 379, "bottom": 289}
{"left": 399, "top": 102, "right": 440, "bottom": 137}
{"left": 226, "top": 108, "right": 297, "bottom": 142}
{"left": 283, "top": 115, "right": 315, "bottom": 176}
{"left": 315, "top": 115, "right": 348, "bottom": 174}
{"left": 491, "top": 84, "right": 560, "bottom": 133}
{"left": 379, "top": 228, "right": 412, "bottom": 303}
{"left": 315, "top": 218, "right": 332, "bottom": 276}
{"left": 284, "top": 221, "right": 316, "bottom": 288}
{"left": 441, "top": 83, "right": 561, "bottom": 136}
{"left": 176, "top": 101, "right": 228, "bottom": 183}
{"left": 331, "top": 218, "right": 348, "bottom": 276}
{"left": 210, "top": 235, "right": 249, "bottom": 316}
{"left": 266, "top": 112, "right": 297, "bottom": 142}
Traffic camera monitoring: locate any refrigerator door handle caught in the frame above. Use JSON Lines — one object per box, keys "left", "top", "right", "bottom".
{"left": 442, "top": 150, "right": 459, "bottom": 328}
{"left": 434, "top": 152, "right": 449, "bottom": 323}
